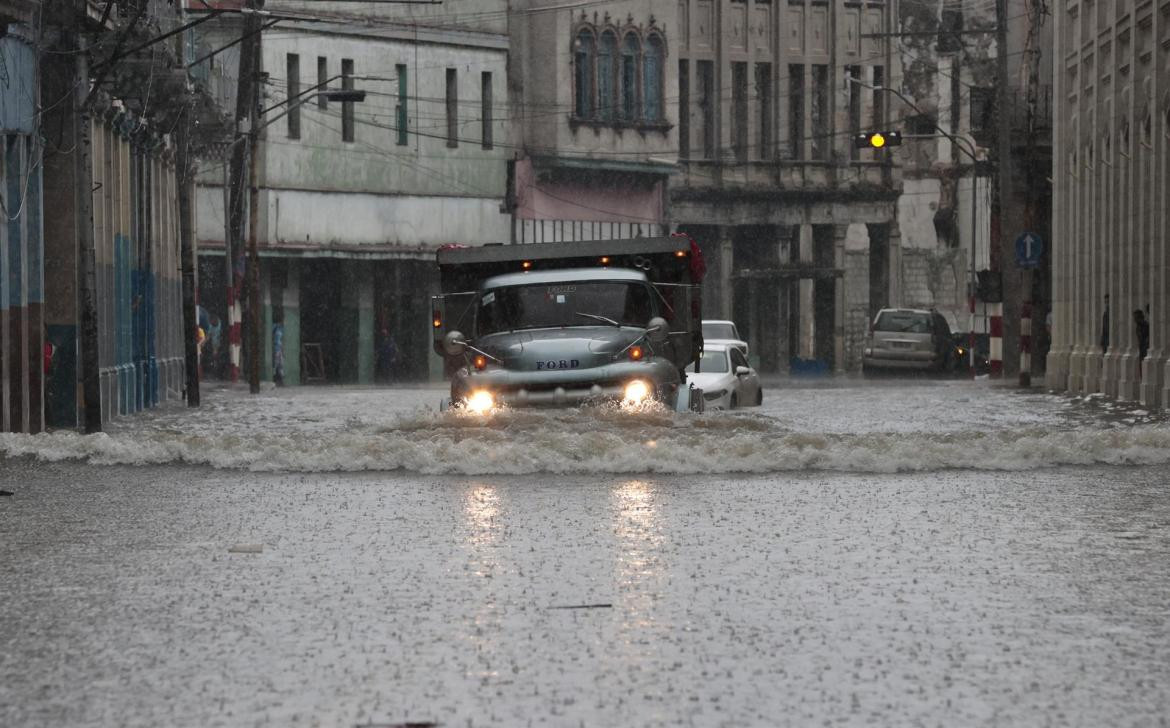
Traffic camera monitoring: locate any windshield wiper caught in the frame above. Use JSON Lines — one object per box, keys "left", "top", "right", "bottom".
{"left": 575, "top": 311, "right": 622, "bottom": 327}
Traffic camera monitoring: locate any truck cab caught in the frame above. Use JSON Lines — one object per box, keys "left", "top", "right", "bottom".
{"left": 432, "top": 236, "right": 705, "bottom": 410}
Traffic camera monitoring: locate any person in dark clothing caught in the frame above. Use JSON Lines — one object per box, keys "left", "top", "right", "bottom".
{"left": 1100, "top": 294, "right": 1110, "bottom": 353}
{"left": 1134, "top": 308, "right": 1150, "bottom": 361}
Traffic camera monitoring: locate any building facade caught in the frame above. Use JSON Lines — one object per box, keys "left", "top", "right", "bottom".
{"left": 1, "top": 20, "right": 44, "bottom": 433}
{"left": 193, "top": 1, "right": 512, "bottom": 384}
{"left": 670, "top": 0, "right": 903, "bottom": 372}
{"left": 1047, "top": 0, "right": 1169, "bottom": 407}
{"left": 508, "top": 0, "right": 675, "bottom": 245}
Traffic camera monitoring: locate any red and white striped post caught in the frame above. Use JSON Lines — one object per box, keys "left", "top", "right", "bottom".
{"left": 989, "top": 302, "right": 1004, "bottom": 377}
{"left": 1019, "top": 302, "right": 1032, "bottom": 386}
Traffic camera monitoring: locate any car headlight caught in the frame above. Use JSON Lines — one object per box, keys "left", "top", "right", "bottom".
{"left": 464, "top": 390, "right": 494, "bottom": 413}
{"left": 864, "top": 348, "right": 872, "bottom": 356}
{"left": 623, "top": 379, "right": 651, "bottom": 404}
{"left": 703, "top": 388, "right": 727, "bottom": 401}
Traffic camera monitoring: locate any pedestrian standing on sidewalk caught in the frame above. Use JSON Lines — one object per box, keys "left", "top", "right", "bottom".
{"left": 1101, "top": 294, "right": 1110, "bottom": 353}
{"left": 1134, "top": 308, "right": 1150, "bottom": 361}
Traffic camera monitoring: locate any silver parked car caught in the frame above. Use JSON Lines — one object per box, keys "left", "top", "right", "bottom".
{"left": 701, "top": 319, "right": 749, "bottom": 357}
{"left": 862, "top": 308, "right": 958, "bottom": 374}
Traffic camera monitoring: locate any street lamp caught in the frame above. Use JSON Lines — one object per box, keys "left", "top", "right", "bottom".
{"left": 847, "top": 75, "right": 984, "bottom": 376}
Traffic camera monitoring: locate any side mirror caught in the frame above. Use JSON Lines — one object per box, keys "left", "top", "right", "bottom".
{"left": 443, "top": 330, "right": 468, "bottom": 357}
{"left": 735, "top": 365, "right": 750, "bottom": 376}
{"left": 646, "top": 316, "right": 669, "bottom": 346}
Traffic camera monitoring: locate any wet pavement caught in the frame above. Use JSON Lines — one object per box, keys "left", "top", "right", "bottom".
{"left": 1, "top": 380, "right": 1169, "bottom": 727}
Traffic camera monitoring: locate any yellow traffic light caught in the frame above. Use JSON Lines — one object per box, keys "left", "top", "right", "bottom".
{"left": 854, "top": 131, "right": 902, "bottom": 149}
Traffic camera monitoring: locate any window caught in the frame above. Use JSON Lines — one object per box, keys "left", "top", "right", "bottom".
{"left": 847, "top": 65, "right": 861, "bottom": 160}
{"left": 446, "top": 68, "right": 458, "bottom": 147}
{"left": 698, "top": 60, "right": 716, "bottom": 159}
{"left": 481, "top": 71, "right": 493, "bottom": 149}
{"left": 731, "top": 62, "right": 748, "bottom": 161}
{"left": 286, "top": 53, "right": 300, "bottom": 139}
{"left": 341, "top": 58, "right": 354, "bottom": 142}
{"left": 643, "top": 34, "right": 664, "bottom": 122}
{"left": 476, "top": 282, "right": 653, "bottom": 336}
{"left": 678, "top": 59, "right": 690, "bottom": 158}
{"left": 574, "top": 29, "right": 595, "bottom": 118}
{"left": 810, "top": 64, "right": 828, "bottom": 159}
{"left": 619, "top": 34, "right": 640, "bottom": 122}
{"left": 598, "top": 31, "right": 617, "bottom": 121}
{"left": 317, "top": 56, "right": 327, "bottom": 109}
{"left": 872, "top": 65, "right": 885, "bottom": 129}
{"left": 756, "top": 63, "right": 772, "bottom": 160}
{"left": 789, "top": 64, "right": 804, "bottom": 159}
{"left": 396, "top": 64, "right": 408, "bottom": 146}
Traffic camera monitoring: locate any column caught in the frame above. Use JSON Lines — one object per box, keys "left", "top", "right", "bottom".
{"left": 719, "top": 227, "right": 734, "bottom": 319}
{"left": 260, "top": 263, "right": 273, "bottom": 382}
{"left": 775, "top": 226, "right": 793, "bottom": 372}
{"left": 282, "top": 260, "right": 300, "bottom": 386}
{"left": 833, "top": 224, "right": 848, "bottom": 373}
{"left": 339, "top": 261, "right": 374, "bottom": 384}
{"left": 798, "top": 223, "right": 814, "bottom": 360}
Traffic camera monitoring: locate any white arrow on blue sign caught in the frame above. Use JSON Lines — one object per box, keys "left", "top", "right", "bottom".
{"left": 1015, "top": 232, "right": 1044, "bottom": 268}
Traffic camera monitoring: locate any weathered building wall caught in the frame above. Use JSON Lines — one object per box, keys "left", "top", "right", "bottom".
{"left": 193, "top": 12, "right": 511, "bottom": 385}
{"left": 508, "top": 0, "right": 676, "bottom": 244}
{"left": 1, "top": 24, "right": 44, "bottom": 434}
{"left": 1047, "top": 0, "right": 1169, "bottom": 408}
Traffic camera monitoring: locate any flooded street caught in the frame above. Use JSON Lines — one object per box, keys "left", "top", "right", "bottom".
{"left": 2, "top": 381, "right": 1169, "bottom": 727}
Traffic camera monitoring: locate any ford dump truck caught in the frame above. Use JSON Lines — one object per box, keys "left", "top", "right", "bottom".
{"left": 432, "top": 236, "right": 706, "bottom": 411}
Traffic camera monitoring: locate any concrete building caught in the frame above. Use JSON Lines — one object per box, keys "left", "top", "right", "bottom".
{"left": 507, "top": 0, "right": 675, "bottom": 247}
{"left": 1, "top": 19, "right": 44, "bottom": 433}
{"left": 1046, "top": 0, "right": 1169, "bottom": 408}
{"left": 38, "top": 0, "right": 192, "bottom": 429}
{"left": 670, "top": 0, "right": 904, "bottom": 372}
{"left": 192, "top": 1, "right": 511, "bottom": 385}
{"left": 890, "top": 0, "right": 996, "bottom": 355}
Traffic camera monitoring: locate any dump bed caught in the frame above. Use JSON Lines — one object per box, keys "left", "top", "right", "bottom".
{"left": 437, "top": 236, "right": 700, "bottom": 293}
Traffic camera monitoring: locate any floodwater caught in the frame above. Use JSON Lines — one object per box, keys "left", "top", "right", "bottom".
{"left": 2, "top": 380, "right": 1168, "bottom": 727}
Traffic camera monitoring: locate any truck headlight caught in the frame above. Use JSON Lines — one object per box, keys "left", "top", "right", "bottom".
{"left": 465, "top": 390, "right": 494, "bottom": 413}
{"left": 623, "top": 379, "right": 651, "bottom": 404}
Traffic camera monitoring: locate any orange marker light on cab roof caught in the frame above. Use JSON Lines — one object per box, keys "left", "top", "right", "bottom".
{"left": 521, "top": 260, "right": 533, "bottom": 270}
{"left": 600, "top": 256, "right": 611, "bottom": 265}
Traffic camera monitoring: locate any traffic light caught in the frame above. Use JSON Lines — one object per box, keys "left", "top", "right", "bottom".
{"left": 854, "top": 131, "right": 903, "bottom": 149}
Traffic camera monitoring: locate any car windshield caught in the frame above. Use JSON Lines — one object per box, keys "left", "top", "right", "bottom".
{"left": 476, "top": 281, "right": 652, "bottom": 335}
{"left": 703, "top": 322, "right": 737, "bottom": 340}
{"left": 874, "top": 311, "right": 932, "bottom": 333}
{"left": 685, "top": 350, "right": 729, "bottom": 373}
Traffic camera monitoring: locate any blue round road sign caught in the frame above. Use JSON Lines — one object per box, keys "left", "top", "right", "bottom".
{"left": 1015, "top": 232, "right": 1044, "bottom": 268}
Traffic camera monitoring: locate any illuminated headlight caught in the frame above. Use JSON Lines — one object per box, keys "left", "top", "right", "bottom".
{"left": 623, "top": 380, "right": 651, "bottom": 404}
{"left": 864, "top": 348, "right": 873, "bottom": 356}
{"left": 465, "top": 390, "right": 494, "bottom": 413}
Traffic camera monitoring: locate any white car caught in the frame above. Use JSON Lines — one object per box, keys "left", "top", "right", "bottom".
{"left": 685, "top": 343, "right": 762, "bottom": 409}
{"left": 702, "top": 319, "right": 749, "bottom": 357}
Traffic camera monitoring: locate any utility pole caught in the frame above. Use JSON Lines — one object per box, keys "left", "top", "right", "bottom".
{"left": 226, "top": 0, "right": 262, "bottom": 384}
{"left": 994, "top": 0, "right": 1017, "bottom": 379}
{"left": 247, "top": 107, "right": 262, "bottom": 394}
{"left": 177, "top": 102, "right": 200, "bottom": 407}
{"left": 75, "top": 33, "right": 102, "bottom": 433}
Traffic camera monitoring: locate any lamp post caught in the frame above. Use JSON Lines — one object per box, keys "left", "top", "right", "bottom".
{"left": 848, "top": 76, "right": 984, "bottom": 377}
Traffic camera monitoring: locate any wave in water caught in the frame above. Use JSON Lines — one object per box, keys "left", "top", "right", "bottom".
{"left": 3, "top": 404, "right": 1169, "bottom": 474}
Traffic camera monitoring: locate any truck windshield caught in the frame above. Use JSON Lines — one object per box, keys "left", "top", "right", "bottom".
{"left": 477, "top": 281, "right": 652, "bottom": 335}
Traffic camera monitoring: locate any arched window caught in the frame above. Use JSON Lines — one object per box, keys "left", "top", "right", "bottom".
{"left": 643, "top": 34, "right": 665, "bottom": 123}
{"left": 574, "top": 29, "right": 596, "bottom": 118}
{"left": 598, "top": 31, "right": 617, "bottom": 121}
{"left": 619, "top": 33, "right": 640, "bottom": 122}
